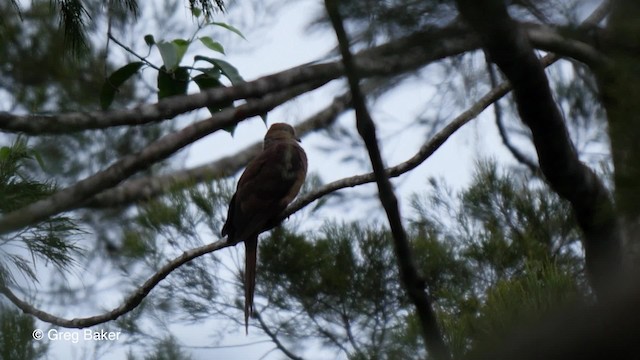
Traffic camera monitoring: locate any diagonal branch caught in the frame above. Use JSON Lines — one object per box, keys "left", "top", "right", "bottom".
{"left": 324, "top": 1, "right": 450, "bottom": 359}
{"left": 0, "top": 21, "right": 603, "bottom": 134}
{"left": 0, "top": 64, "right": 339, "bottom": 134}
{"left": 0, "top": 23, "right": 477, "bottom": 135}
{"left": 0, "top": 82, "right": 326, "bottom": 236}
{"left": 455, "top": 0, "right": 619, "bottom": 297}
{"left": 93, "top": 46, "right": 566, "bottom": 214}
{"left": 484, "top": 55, "right": 540, "bottom": 173}
{"left": 255, "top": 311, "right": 305, "bottom": 360}
{"left": 85, "top": 91, "right": 354, "bottom": 208}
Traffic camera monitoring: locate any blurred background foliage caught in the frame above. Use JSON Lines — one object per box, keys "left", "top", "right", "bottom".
{"left": 0, "top": 0, "right": 615, "bottom": 359}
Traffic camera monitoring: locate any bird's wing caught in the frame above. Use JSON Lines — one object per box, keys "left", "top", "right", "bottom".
{"left": 231, "top": 143, "right": 306, "bottom": 242}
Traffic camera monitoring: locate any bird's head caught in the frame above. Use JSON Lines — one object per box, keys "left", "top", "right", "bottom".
{"left": 263, "top": 123, "right": 301, "bottom": 148}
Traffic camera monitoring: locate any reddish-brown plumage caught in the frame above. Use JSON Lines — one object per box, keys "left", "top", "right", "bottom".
{"left": 221, "top": 123, "right": 307, "bottom": 334}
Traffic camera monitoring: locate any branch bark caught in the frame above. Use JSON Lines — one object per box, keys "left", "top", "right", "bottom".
{"left": 0, "top": 83, "right": 325, "bottom": 236}
{"left": 85, "top": 91, "right": 354, "bottom": 208}
{"left": 0, "top": 24, "right": 477, "bottom": 134}
{"left": 0, "top": 238, "right": 229, "bottom": 328}
{"left": 455, "top": 0, "right": 620, "bottom": 297}
{"left": 0, "top": 22, "right": 603, "bottom": 134}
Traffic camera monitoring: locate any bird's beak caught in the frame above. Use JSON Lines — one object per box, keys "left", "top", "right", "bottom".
{"left": 296, "top": 137, "right": 302, "bottom": 143}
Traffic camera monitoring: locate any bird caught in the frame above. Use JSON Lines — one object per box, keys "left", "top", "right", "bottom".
{"left": 221, "top": 123, "right": 307, "bottom": 334}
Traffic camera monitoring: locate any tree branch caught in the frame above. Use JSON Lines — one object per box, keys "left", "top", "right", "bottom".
{"left": 0, "top": 21, "right": 603, "bottom": 134}
{"left": 0, "top": 82, "right": 326, "bottom": 236}
{"left": 484, "top": 55, "right": 540, "bottom": 173}
{"left": 324, "top": 1, "right": 450, "bottom": 359}
{"left": 85, "top": 91, "right": 354, "bottom": 208}
{"left": 524, "top": 23, "right": 610, "bottom": 69}
{"left": 0, "top": 24, "right": 477, "bottom": 134}
{"left": 455, "top": 0, "right": 620, "bottom": 296}
{"left": 0, "top": 237, "right": 229, "bottom": 328}
{"left": 255, "top": 312, "right": 305, "bottom": 360}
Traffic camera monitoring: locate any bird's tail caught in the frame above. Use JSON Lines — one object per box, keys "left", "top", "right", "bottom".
{"left": 244, "top": 236, "right": 258, "bottom": 334}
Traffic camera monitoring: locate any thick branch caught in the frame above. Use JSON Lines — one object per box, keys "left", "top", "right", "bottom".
{"left": 0, "top": 22, "right": 604, "bottom": 134}
{"left": 85, "top": 91, "right": 354, "bottom": 208}
{"left": 525, "top": 23, "right": 610, "bottom": 69}
{"left": 325, "top": 1, "right": 450, "bottom": 359}
{"left": 0, "top": 65, "right": 338, "bottom": 134}
{"left": 0, "top": 24, "right": 476, "bottom": 135}
{"left": 456, "top": 0, "right": 620, "bottom": 296}
{"left": 0, "top": 83, "right": 325, "bottom": 236}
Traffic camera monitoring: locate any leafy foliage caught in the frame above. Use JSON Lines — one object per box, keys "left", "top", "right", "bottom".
{"left": 6, "top": 1, "right": 226, "bottom": 56}
{"left": 254, "top": 161, "right": 585, "bottom": 358}
{"left": 100, "top": 8, "right": 247, "bottom": 133}
{"left": 0, "top": 305, "right": 48, "bottom": 359}
{"left": 0, "top": 139, "right": 82, "bottom": 285}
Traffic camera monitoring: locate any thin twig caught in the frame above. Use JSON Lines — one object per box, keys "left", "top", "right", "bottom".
{"left": 255, "top": 312, "right": 305, "bottom": 360}
{"left": 107, "top": 32, "right": 162, "bottom": 72}
{"left": 0, "top": 238, "right": 229, "bottom": 328}
{"left": 484, "top": 54, "right": 540, "bottom": 173}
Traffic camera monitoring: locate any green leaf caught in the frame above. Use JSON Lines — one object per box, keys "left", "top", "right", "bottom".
{"left": 144, "top": 34, "right": 155, "bottom": 46}
{"left": 100, "top": 61, "right": 144, "bottom": 110}
{"left": 172, "top": 39, "right": 190, "bottom": 66}
{"left": 191, "top": 7, "right": 202, "bottom": 18}
{"left": 207, "top": 21, "right": 246, "bottom": 40}
{"left": 156, "top": 39, "right": 191, "bottom": 71}
{"left": 31, "top": 150, "right": 46, "bottom": 170}
{"left": 193, "top": 73, "right": 234, "bottom": 115}
{"left": 195, "top": 67, "right": 221, "bottom": 79}
{"left": 194, "top": 56, "right": 244, "bottom": 85}
{"left": 157, "top": 66, "right": 190, "bottom": 100}
{"left": 199, "top": 36, "right": 225, "bottom": 54}
{"left": 0, "top": 146, "right": 10, "bottom": 161}
{"left": 193, "top": 72, "right": 236, "bottom": 133}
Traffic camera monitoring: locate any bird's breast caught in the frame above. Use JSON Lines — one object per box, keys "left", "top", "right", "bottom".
{"left": 276, "top": 145, "right": 306, "bottom": 181}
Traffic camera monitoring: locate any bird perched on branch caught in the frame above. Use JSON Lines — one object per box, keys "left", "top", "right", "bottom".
{"left": 221, "top": 123, "right": 307, "bottom": 334}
